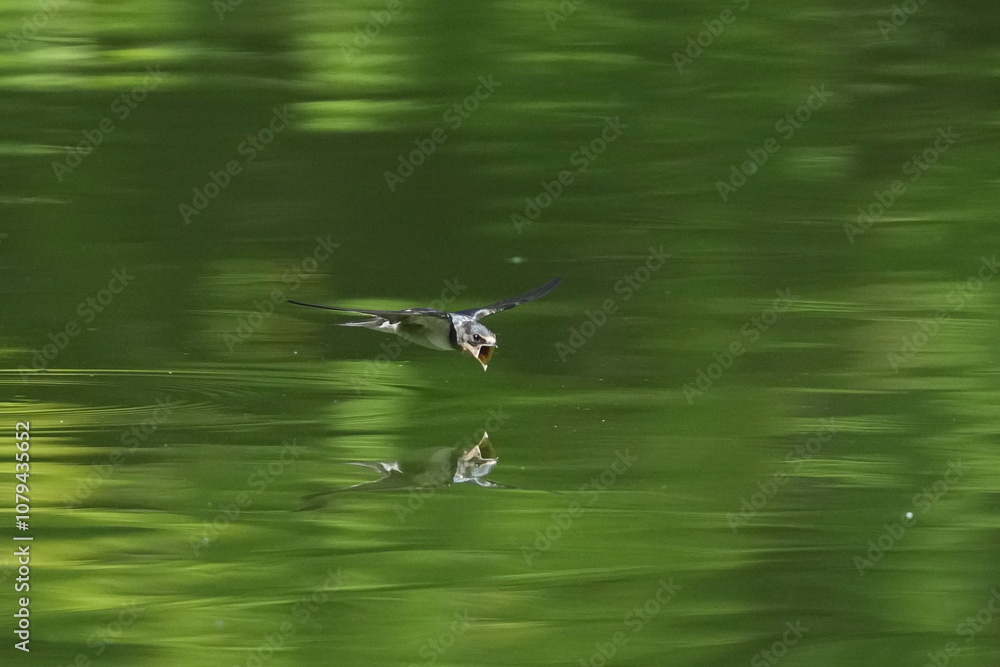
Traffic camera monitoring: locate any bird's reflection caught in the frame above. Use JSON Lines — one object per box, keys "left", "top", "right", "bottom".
{"left": 301, "top": 433, "right": 509, "bottom": 509}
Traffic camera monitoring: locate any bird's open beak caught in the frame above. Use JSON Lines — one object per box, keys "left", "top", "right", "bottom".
{"left": 461, "top": 343, "right": 495, "bottom": 370}
{"left": 476, "top": 345, "right": 495, "bottom": 370}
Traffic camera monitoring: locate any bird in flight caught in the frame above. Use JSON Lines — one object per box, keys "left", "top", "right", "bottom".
{"left": 288, "top": 277, "right": 561, "bottom": 370}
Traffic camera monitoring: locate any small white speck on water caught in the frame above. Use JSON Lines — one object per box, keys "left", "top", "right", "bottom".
{"left": 905, "top": 511, "right": 913, "bottom": 520}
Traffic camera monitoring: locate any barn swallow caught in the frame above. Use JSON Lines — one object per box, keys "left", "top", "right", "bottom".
{"left": 288, "top": 277, "right": 560, "bottom": 370}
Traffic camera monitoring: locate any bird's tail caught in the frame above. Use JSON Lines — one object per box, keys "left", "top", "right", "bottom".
{"left": 338, "top": 318, "right": 384, "bottom": 329}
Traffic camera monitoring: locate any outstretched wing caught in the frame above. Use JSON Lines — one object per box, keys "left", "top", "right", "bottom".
{"left": 287, "top": 301, "right": 450, "bottom": 324}
{"left": 456, "top": 277, "right": 562, "bottom": 321}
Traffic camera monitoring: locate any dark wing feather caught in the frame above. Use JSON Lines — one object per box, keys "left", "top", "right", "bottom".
{"left": 456, "top": 277, "right": 562, "bottom": 320}
{"left": 287, "top": 301, "right": 449, "bottom": 323}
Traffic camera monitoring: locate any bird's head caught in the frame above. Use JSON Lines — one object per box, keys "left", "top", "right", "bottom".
{"left": 455, "top": 320, "right": 497, "bottom": 370}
